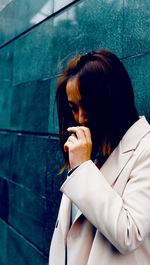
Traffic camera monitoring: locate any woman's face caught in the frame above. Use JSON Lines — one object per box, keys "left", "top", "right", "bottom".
{"left": 66, "top": 78, "right": 88, "bottom": 126}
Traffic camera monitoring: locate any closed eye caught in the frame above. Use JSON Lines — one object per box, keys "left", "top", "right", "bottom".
{"left": 68, "top": 102, "right": 78, "bottom": 112}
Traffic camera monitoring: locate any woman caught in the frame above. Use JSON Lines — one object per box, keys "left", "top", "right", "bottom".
{"left": 49, "top": 49, "right": 150, "bottom": 265}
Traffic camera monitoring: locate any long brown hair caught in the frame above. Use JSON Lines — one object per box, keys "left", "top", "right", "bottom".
{"left": 56, "top": 49, "right": 138, "bottom": 171}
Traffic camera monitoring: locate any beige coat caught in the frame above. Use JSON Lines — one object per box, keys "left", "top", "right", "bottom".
{"left": 49, "top": 116, "right": 150, "bottom": 265}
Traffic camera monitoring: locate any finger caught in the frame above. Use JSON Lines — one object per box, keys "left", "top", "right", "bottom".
{"left": 67, "top": 134, "right": 78, "bottom": 143}
{"left": 79, "top": 126, "right": 92, "bottom": 142}
{"left": 68, "top": 126, "right": 91, "bottom": 142}
{"left": 64, "top": 141, "right": 72, "bottom": 152}
{"left": 64, "top": 134, "right": 78, "bottom": 152}
{"left": 67, "top": 126, "right": 85, "bottom": 140}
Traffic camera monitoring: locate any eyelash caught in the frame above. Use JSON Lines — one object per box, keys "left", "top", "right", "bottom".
{"left": 69, "top": 104, "right": 78, "bottom": 112}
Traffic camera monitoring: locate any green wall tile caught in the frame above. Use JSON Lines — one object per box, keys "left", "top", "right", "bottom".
{"left": 0, "top": 46, "right": 13, "bottom": 129}
{"left": 48, "top": 77, "right": 59, "bottom": 134}
{"left": 12, "top": 0, "right": 123, "bottom": 85}
{"left": 46, "top": 138, "right": 65, "bottom": 190}
{"left": 7, "top": 226, "right": 48, "bottom": 265}
{"left": 0, "top": 219, "right": 7, "bottom": 265}
{"left": 0, "top": 45, "right": 13, "bottom": 82}
{"left": 123, "top": 1, "right": 150, "bottom": 57}
{"left": 45, "top": 138, "right": 66, "bottom": 250}
{"left": 13, "top": 21, "right": 53, "bottom": 85}
{"left": 50, "top": 0, "right": 123, "bottom": 76}
{"left": 10, "top": 134, "right": 48, "bottom": 195}
{"left": 10, "top": 79, "right": 50, "bottom": 132}
{"left": 0, "top": 0, "right": 53, "bottom": 47}
{"left": 0, "top": 82, "right": 13, "bottom": 129}
{"left": 123, "top": 54, "right": 150, "bottom": 122}
{"left": 0, "top": 133, "right": 14, "bottom": 179}
{"left": 54, "top": 0, "right": 74, "bottom": 12}
{"left": 0, "top": 178, "right": 9, "bottom": 222}
{"left": 8, "top": 182, "right": 47, "bottom": 253}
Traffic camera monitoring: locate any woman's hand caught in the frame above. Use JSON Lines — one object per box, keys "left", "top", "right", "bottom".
{"left": 64, "top": 126, "right": 92, "bottom": 170}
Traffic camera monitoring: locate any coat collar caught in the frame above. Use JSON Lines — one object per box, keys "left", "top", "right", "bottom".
{"left": 121, "top": 116, "right": 150, "bottom": 153}
{"left": 100, "top": 116, "right": 150, "bottom": 186}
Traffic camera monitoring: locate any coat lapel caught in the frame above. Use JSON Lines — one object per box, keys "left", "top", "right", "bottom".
{"left": 49, "top": 194, "right": 71, "bottom": 265}
{"left": 58, "top": 193, "right": 71, "bottom": 238}
{"left": 101, "top": 117, "right": 150, "bottom": 186}
{"left": 100, "top": 143, "right": 134, "bottom": 186}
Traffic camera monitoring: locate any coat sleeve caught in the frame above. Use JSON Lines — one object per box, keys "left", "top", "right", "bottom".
{"left": 60, "top": 146, "right": 150, "bottom": 254}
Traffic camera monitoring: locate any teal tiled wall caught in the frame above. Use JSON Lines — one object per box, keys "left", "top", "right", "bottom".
{"left": 0, "top": 0, "right": 149, "bottom": 264}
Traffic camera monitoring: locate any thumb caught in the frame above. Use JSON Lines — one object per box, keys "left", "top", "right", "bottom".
{"left": 64, "top": 143, "right": 69, "bottom": 152}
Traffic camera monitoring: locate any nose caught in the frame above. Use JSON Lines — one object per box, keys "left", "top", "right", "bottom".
{"left": 78, "top": 107, "right": 88, "bottom": 125}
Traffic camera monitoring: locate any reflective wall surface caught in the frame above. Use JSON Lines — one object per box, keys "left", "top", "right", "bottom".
{"left": 0, "top": 0, "right": 149, "bottom": 264}
{"left": 0, "top": 0, "right": 76, "bottom": 46}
